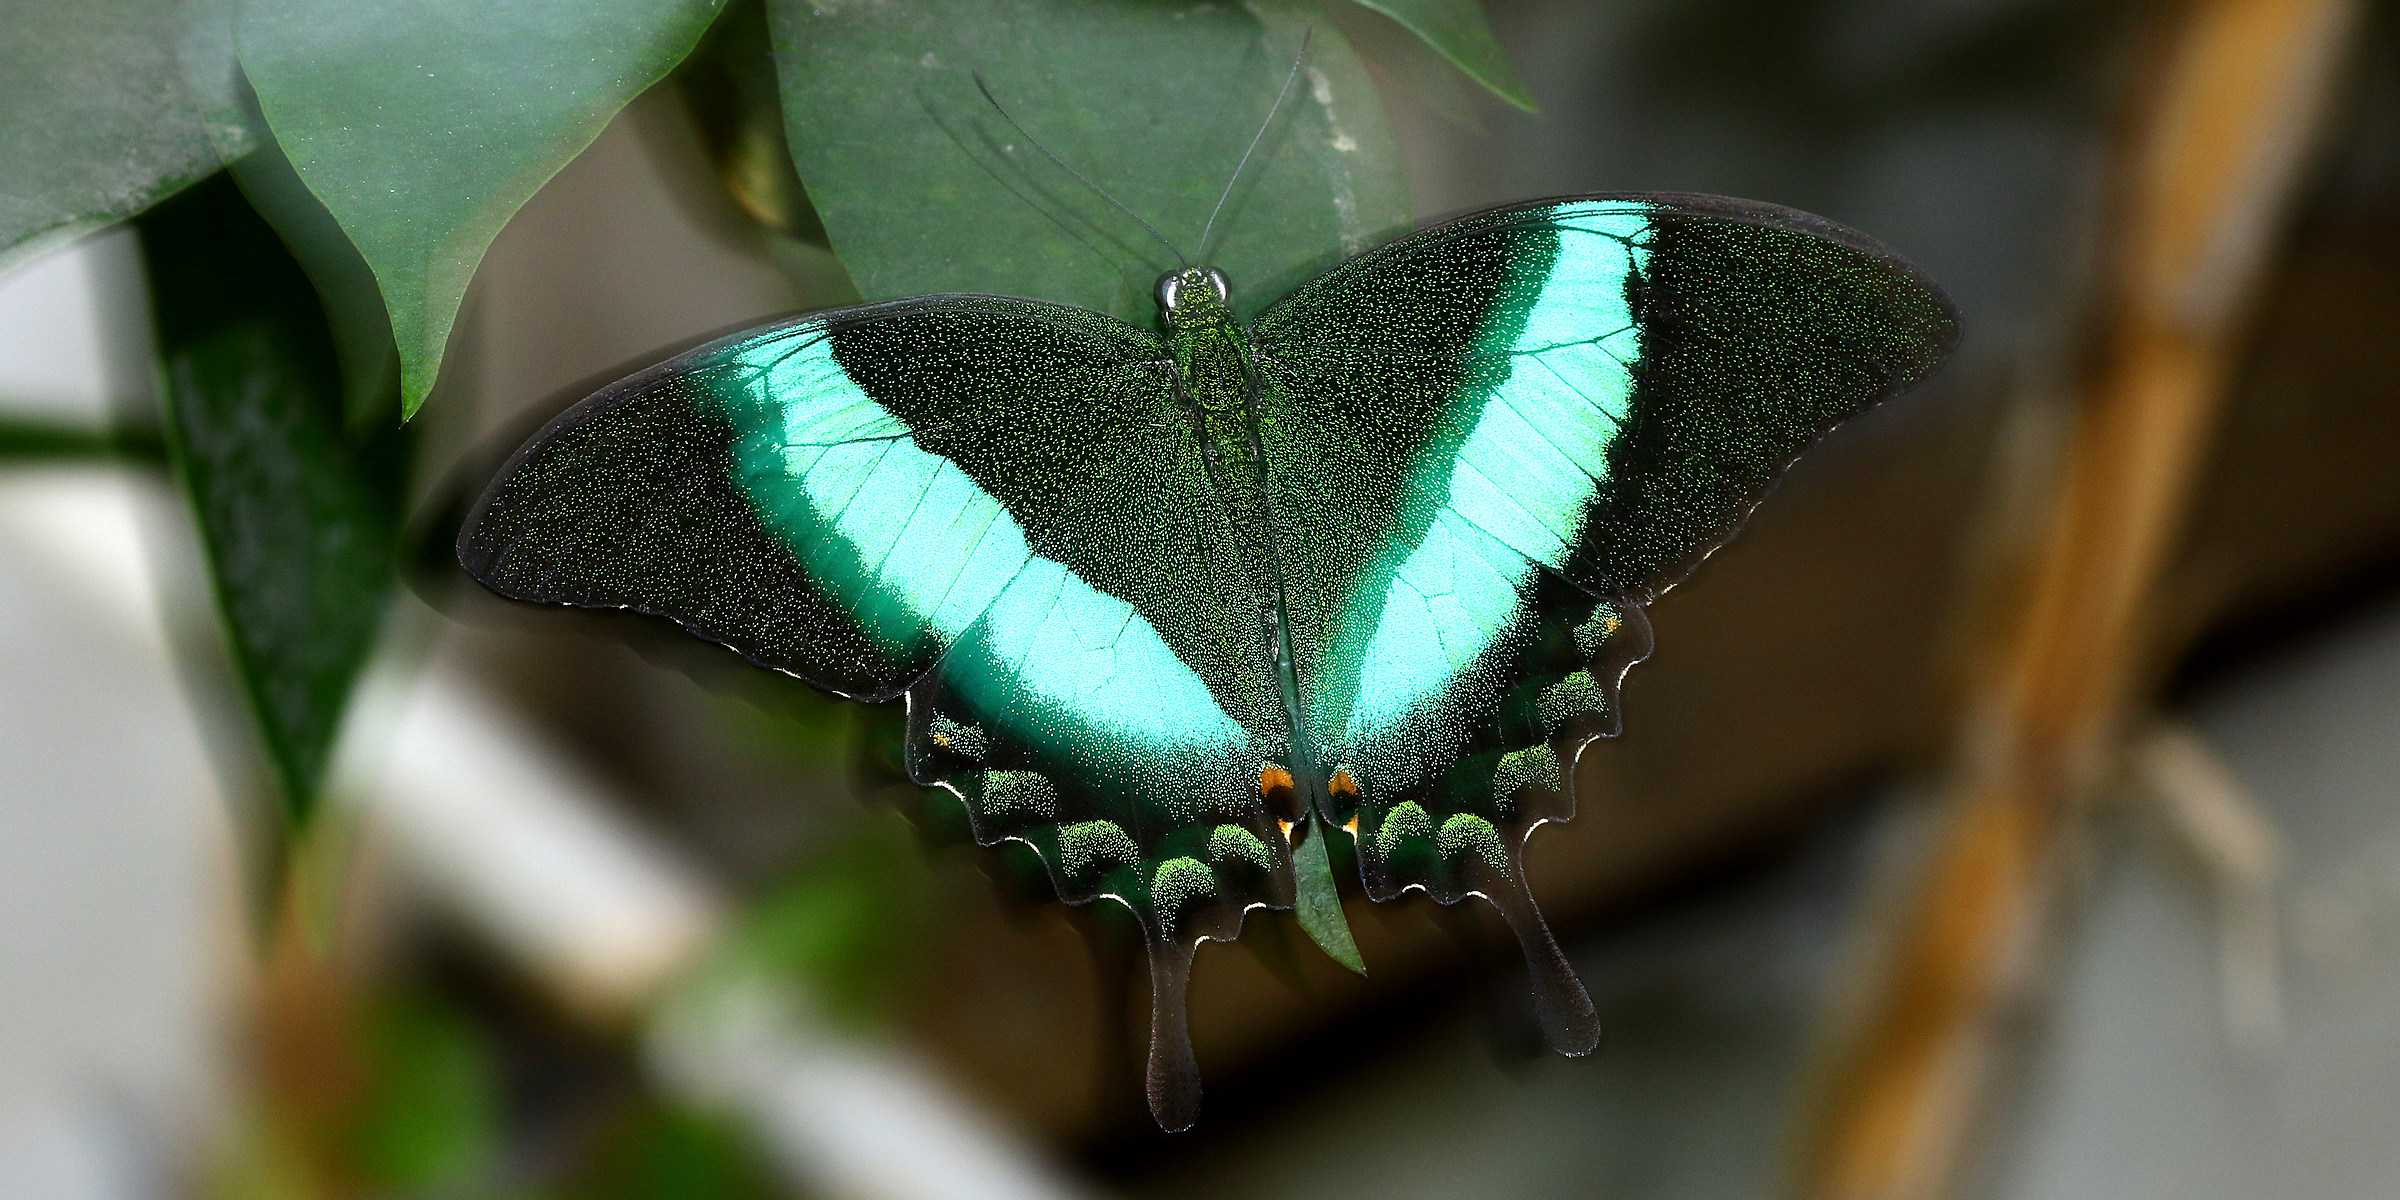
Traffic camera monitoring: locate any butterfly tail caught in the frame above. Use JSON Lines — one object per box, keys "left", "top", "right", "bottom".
{"left": 1143, "top": 932, "right": 1203, "bottom": 1132}
{"left": 1484, "top": 864, "right": 1601, "bottom": 1055}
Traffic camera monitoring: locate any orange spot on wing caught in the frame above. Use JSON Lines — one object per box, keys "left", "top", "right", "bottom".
{"left": 1328, "top": 768, "right": 1359, "bottom": 798}
{"left": 1259, "top": 764, "right": 1295, "bottom": 794}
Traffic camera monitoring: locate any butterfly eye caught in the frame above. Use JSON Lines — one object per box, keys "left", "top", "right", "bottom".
{"left": 1153, "top": 271, "right": 1184, "bottom": 312}
{"left": 1203, "top": 267, "right": 1231, "bottom": 307}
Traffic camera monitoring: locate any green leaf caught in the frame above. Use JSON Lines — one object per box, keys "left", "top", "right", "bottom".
{"left": 137, "top": 174, "right": 403, "bottom": 823}
{"left": 178, "top": 0, "right": 272, "bottom": 161}
{"left": 228, "top": 144, "right": 403, "bottom": 432}
{"left": 0, "top": 0, "right": 248, "bottom": 273}
{"left": 236, "top": 0, "right": 729, "bottom": 418}
{"left": 1347, "top": 0, "right": 1534, "bottom": 111}
{"left": 767, "top": 0, "right": 1411, "bottom": 324}
{"left": 1293, "top": 818, "right": 1365, "bottom": 973}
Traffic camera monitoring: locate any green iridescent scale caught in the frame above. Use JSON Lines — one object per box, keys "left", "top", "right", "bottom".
{"left": 460, "top": 194, "right": 1957, "bottom": 1131}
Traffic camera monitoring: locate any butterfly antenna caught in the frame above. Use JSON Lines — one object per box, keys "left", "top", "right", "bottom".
{"left": 1198, "top": 28, "right": 1311, "bottom": 262}
{"left": 972, "top": 71, "right": 1189, "bottom": 269}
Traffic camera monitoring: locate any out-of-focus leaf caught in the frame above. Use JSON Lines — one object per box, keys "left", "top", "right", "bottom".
{"left": 236, "top": 0, "right": 728, "bottom": 418}
{"left": 1323, "top": 0, "right": 1489, "bottom": 134}
{"left": 768, "top": 0, "right": 1412, "bottom": 324}
{"left": 0, "top": 0, "right": 247, "bottom": 273}
{"left": 137, "top": 174, "right": 402, "bottom": 823}
{"left": 351, "top": 992, "right": 501, "bottom": 1193}
{"left": 717, "top": 814, "right": 938, "bottom": 1028}
{"left": 681, "top": 0, "right": 828, "bottom": 246}
{"left": 1347, "top": 0, "right": 1535, "bottom": 111}
{"left": 566, "top": 1104, "right": 778, "bottom": 1200}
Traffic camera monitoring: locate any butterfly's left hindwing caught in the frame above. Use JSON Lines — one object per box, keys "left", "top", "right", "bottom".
{"left": 1249, "top": 196, "right": 1955, "bottom": 1022}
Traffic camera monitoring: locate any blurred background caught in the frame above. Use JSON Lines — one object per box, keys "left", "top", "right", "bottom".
{"left": 4, "top": 0, "right": 2399, "bottom": 1196}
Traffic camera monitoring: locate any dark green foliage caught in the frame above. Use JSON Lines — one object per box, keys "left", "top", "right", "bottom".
{"left": 0, "top": 0, "right": 237, "bottom": 272}
{"left": 679, "top": 0, "right": 830, "bottom": 247}
{"left": 716, "top": 814, "right": 940, "bottom": 1029}
{"left": 767, "top": 0, "right": 1412, "bottom": 324}
{"left": 236, "top": 0, "right": 728, "bottom": 416}
{"left": 351, "top": 991, "right": 501, "bottom": 1192}
{"left": 1350, "top": 0, "right": 1536, "bottom": 111}
{"left": 565, "top": 1104, "right": 780, "bottom": 1200}
{"left": 138, "top": 175, "right": 403, "bottom": 822}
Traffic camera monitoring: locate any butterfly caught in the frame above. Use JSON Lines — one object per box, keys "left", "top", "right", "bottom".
{"left": 459, "top": 189, "right": 1956, "bottom": 1130}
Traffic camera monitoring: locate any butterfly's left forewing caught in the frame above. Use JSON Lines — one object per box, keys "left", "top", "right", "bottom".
{"left": 461, "top": 295, "right": 1297, "bottom": 983}
{"left": 1250, "top": 195, "right": 1957, "bottom": 1048}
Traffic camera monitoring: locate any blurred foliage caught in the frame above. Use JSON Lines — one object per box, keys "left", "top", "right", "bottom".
{"left": 136, "top": 175, "right": 403, "bottom": 824}
{"left": 348, "top": 992, "right": 503, "bottom": 1192}
{"left": 679, "top": 0, "right": 829, "bottom": 247}
{"left": 220, "top": 971, "right": 781, "bottom": 1200}
{"left": 710, "top": 810, "right": 943, "bottom": 1030}
{"left": 225, "top": 138, "right": 407, "bottom": 433}
{"left": 0, "top": 414, "right": 164, "bottom": 464}
{"left": 1351, "top": 0, "right": 1534, "bottom": 111}
{"left": 560, "top": 1104, "right": 780, "bottom": 1200}
{"left": 720, "top": 675, "right": 862, "bottom": 780}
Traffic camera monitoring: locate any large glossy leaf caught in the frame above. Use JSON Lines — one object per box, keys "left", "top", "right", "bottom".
{"left": 1348, "top": 0, "right": 1534, "bottom": 111}
{"left": 229, "top": 143, "right": 403, "bottom": 432}
{"left": 0, "top": 0, "right": 247, "bottom": 273}
{"left": 767, "top": 0, "right": 1412, "bottom": 324}
{"left": 179, "top": 0, "right": 272, "bottom": 161}
{"left": 138, "top": 174, "right": 403, "bottom": 823}
{"left": 237, "top": 0, "right": 728, "bottom": 418}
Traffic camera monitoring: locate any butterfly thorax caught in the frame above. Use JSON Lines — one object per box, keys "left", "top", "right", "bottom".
{"left": 1157, "top": 266, "right": 1324, "bottom": 818}
{"left": 1156, "top": 267, "right": 1262, "bottom": 479}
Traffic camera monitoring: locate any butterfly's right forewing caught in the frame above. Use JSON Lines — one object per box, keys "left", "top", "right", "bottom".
{"left": 1248, "top": 195, "right": 1957, "bottom": 1051}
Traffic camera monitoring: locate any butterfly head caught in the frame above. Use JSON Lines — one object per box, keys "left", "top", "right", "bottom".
{"left": 1155, "top": 267, "right": 1233, "bottom": 327}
